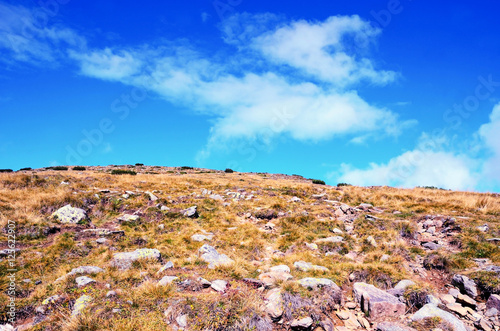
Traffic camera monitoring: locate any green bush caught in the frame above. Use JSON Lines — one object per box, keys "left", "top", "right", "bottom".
{"left": 225, "top": 168, "right": 234, "bottom": 173}
{"left": 19, "top": 167, "right": 32, "bottom": 171}
{"left": 312, "top": 179, "right": 325, "bottom": 185}
{"left": 72, "top": 166, "right": 86, "bottom": 171}
{"left": 180, "top": 166, "right": 193, "bottom": 170}
{"left": 337, "top": 183, "right": 352, "bottom": 187}
{"left": 47, "top": 166, "right": 68, "bottom": 171}
{"left": 0, "top": 169, "right": 13, "bottom": 173}
{"left": 135, "top": 163, "right": 144, "bottom": 166}
{"left": 111, "top": 169, "right": 137, "bottom": 175}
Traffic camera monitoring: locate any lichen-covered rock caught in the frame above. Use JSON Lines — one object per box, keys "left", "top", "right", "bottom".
{"left": 111, "top": 248, "right": 161, "bottom": 269}
{"left": 211, "top": 280, "right": 227, "bottom": 292}
{"left": 411, "top": 304, "right": 467, "bottom": 331}
{"left": 52, "top": 205, "right": 88, "bottom": 224}
{"left": 353, "top": 282, "right": 406, "bottom": 320}
{"left": 183, "top": 206, "right": 198, "bottom": 218}
{"left": 191, "top": 234, "right": 213, "bottom": 242}
{"left": 265, "top": 288, "right": 283, "bottom": 320}
{"left": 117, "top": 214, "right": 140, "bottom": 223}
{"left": 72, "top": 295, "right": 92, "bottom": 316}
{"left": 56, "top": 266, "right": 104, "bottom": 282}
{"left": 259, "top": 271, "right": 293, "bottom": 287}
{"left": 198, "top": 244, "right": 234, "bottom": 269}
{"left": 76, "top": 276, "right": 95, "bottom": 287}
{"left": 314, "top": 236, "right": 344, "bottom": 244}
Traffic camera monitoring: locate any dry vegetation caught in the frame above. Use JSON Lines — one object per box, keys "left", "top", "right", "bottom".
{"left": 0, "top": 166, "right": 499, "bottom": 330}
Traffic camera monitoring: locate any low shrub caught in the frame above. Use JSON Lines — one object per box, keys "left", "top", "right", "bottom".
{"left": 135, "top": 163, "right": 144, "bottom": 166}
{"left": 0, "top": 169, "right": 13, "bottom": 173}
{"left": 225, "top": 168, "right": 234, "bottom": 173}
{"left": 312, "top": 179, "right": 325, "bottom": 185}
{"left": 111, "top": 169, "right": 137, "bottom": 175}
{"left": 72, "top": 166, "right": 86, "bottom": 171}
{"left": 18, "top": 167, "right": 32, "bottom": 171}
{"left": 47, "top": 166, "right": 68, "bottom": 171}
{"left": 337, "top": 183, "right": 351, "bottom": 187}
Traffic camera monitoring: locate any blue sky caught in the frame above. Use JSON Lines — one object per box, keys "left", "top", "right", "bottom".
{"left": 1, "top": 0, "right": 499, "bottom": 192}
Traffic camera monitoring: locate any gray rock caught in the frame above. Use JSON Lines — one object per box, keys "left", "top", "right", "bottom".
{"left": 176, "top": 314, "right": 188, "bottom": 328}
{"left": 111, "top": 248, "right": 161, "bottom": 269}
{"left": 425, "top": 294, "right": 441, "bottom": 305}
{"left": 314, "top": 236, "right": 344, "bottom": 244}
{"left": 422, "top": 242, "right": 441, "bottom": 250}
{"left": 294, "top": 261, "right": 328, "bottom": 272}
{"left": 52, "top": 205, "right": 88, "bottom": 224}
{"left": 183, "top": 206, "right": 198, "bottom": 218}
{"left": 145, "top": 191, "right": 158, "bottom": 201}
{"left": 71, "top": 295, "right": 92, "bottom": 316}
{"left": 76, "top": 276, "right": 95, "bottom": 287}
{"left": 411, "top": 304, "right": 467, "bottom": 331}
{"left": 452, "top": 274, "right": 478, "bottom": 298}
{"left": 96, "top": 238, "right": 107, "bottom": 244}
{"left": 157, "top": 261, "right": 174, "bottom": 273}
{"left": 191, "top": 234, "right": 213, "bottom": 242}
{"left": 270, "top": 265, "right": 290, "bottom": 273}
{"left": 106, "top": 290, "right": 117, "bottom": 298}
{"left": 298, "top": 278, "right": 340, "bottom": 290}
{"left": 290, "top": 197, "right": 301, "bottom": 203}
{"left": 158, "top": 276, "right": 178, "bottom": 286}
{"left": 291, "top": 317, "right": 313, "bottom": 328}
{"left": 198, "top": 244, "right": 234, "bottom": 269}
{"left": 211, "top": 280, "right": 227, "bottom": 292}
{"left": 117, "top": 214, "right": 140, "bottom": 223}
{"left": 376, "top": 322, "right": 417, "bottom": 331}
{"left": 353, "top": 282, "right": 406, "bottom": 320}
{"left": 265, "top": 288, "right": 283, "bottom": 319}
{"left": 486, "top": 294, "right": 500, "bottom": 311}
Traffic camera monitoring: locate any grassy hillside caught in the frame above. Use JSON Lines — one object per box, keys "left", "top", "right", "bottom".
{"left": 0, "top": 166, "right": 499, "bottom": 330}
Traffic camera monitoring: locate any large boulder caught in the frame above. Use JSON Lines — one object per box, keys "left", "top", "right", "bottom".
{"left": 198, "top": 244, "right": 234, "bottom": 269}
{"left": 52, "top": 205, "right": 89, "bottom": 224}
{"left": 411, "top": 304, "right": 467, "bottom": 331}
{"left": 353, "top": 282, "right": 406, "bottom": 320}
{"left": 452, "top": 274, "right": 478, "bottom": 298}
{"left": 111, "top": 248, "right": 161, "bottom": 269}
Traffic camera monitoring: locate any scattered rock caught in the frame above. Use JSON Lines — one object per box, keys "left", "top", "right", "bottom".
{"left": 75, "top": 276, "right": 95, "bottom": 287}
{"left": 72, "top": 295, "right": 92, "bottom": 316}
{"left": 486, "top": 294, "right": 500, "bottom": 311}
{"left": 298, "top": 278, "right": 340, "bottom": 290}
{"left": 157, "top": 261, "right": 174, "bottom": 274}
{"left": 191, "top": 234, "right": 213, "bottom": 242}
{"left": 376, "top": 322, "right": 417, "bottom": 331}
{"left": 270, "top": 265, "right": 290, "bottom": 273}
{"left": 259, "top": 271, "right": 293, "bottom": 287}
{"left": 411, "top": 304, "right": 467, "bottom": 331}
{"left": 52, "top": 205, "right": 89, "bottom": 224}
{"left": 183, "top": 206, "right": 199, "bottom": 218}
{"left": 211, "top": 280, "right": 227, "bottom": 292}
{"left": 198, "top": 244, "right": 234, "bottom": 269}
{"left": 145, "top": 191, "right": 158, "bottom": 201}
{"left": 158, "top": 276, "right": 178, "bottom": 286}
{"left": 117, "top": 214, "right": 140, "bottom": 223}
{"left": 111, "top": 248, "right": 161, "bottom": 269}
{"left": 452, "top": 274, "right": 478, "bottom": 298}
{"left": 353, "top": 282, "right": 406, "bottom": 320}
{"left": 290, "top": 317, "right": 313, "bottom": 328}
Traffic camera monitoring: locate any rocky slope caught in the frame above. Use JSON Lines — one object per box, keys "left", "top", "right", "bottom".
{"left": 0, "top": 165, "right": 499, "bottom": 330}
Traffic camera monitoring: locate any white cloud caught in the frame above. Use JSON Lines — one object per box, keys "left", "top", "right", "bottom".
{"left": 478, "top": 103, "right": 500, "bottom": 182}
{"left": 335, "top": 149, "right": 478, "bottom": 191}
{"left": 251, "top": 15, "right": 396, "bottom": 86}
{"left": 68, "top": 14, "right": 411, "bottom": 158}
{"left": 69, "top": 48, "right": 143, "bottom": 80}
{"left": 0, "top": 2, "right": 85, "bottom": 65}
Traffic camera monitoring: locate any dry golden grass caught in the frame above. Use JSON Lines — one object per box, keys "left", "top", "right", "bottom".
{"left": 0, "top": 167, "right": 499, "bottom": 329}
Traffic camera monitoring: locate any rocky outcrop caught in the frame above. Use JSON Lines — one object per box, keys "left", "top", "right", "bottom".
{"left": 52, "top": 205, "right": 89, "bottom": 224}
{"left": 353, "top": 282, "right": 406, "bottom": 320}
{"left": 111, "top": 248, "right": 161, "bottom": 269}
